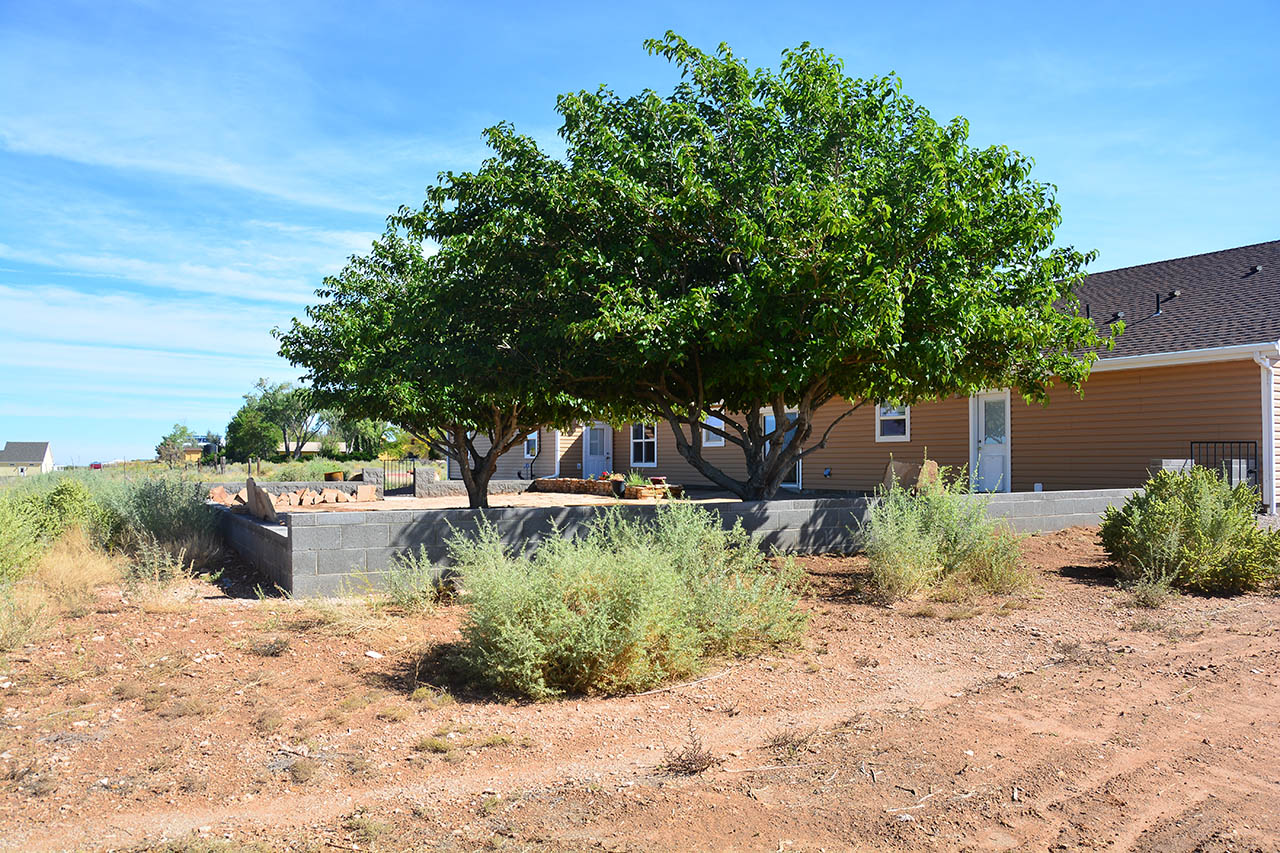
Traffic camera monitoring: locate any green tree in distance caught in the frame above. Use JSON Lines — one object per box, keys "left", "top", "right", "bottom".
{"left": 551, "top": 33, "right": 1117, "bottom": 498}
{"left": 155, "top": 424, "right": 195, "bottom": 468}
{"left": 250, "top": 379, "right": 324, "bottom": 460}
{"left": 224, "top": 402, "right": 278, "bottom": 463}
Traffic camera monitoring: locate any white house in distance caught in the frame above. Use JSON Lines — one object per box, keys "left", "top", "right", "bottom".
{"left": 0, "top": 442, "right": 54, "bottom": 477}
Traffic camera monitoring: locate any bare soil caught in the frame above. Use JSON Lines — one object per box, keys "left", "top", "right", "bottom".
{"left": 2, "top": 527, "right": 1278, "bottom": 852}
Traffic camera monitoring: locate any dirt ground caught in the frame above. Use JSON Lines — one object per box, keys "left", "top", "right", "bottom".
{"left": 1, "top": 527, "right": 1278, "bottom": 852}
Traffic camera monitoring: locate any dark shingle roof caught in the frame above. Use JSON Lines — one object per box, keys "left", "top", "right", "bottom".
{"left": 1078, "top": 240, "right": 1280, "bottom": 359}
{"left": 0, "top": 442, "right": 50, "bottom": 464}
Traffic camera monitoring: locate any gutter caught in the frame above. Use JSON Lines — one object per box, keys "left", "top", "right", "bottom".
{"left": 1254, "top": 345, "right": 1280, "bottom": 512}
{"left": 1090, "top": 341, "right": 1280, "bottom": 372}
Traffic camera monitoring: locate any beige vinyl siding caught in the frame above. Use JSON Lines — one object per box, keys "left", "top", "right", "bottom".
{"left": 1010, "top": 359, "right": 1263, "bottom": 492}
{"left": 558, "top": 424, "right": 588, "bottom": 477}
{"left": 1272, "top": 368, "right": 1280, "bottom": 504}
{"left": 624, "top": 358, "right": 1264, "bottom": 494}
{"left": 446, "top": 427, "right": 559, "bottom": 480}
{"left": 616, "top": 398, "right": 969, "bottom": 492}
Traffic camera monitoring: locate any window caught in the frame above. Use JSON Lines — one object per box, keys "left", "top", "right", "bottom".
{"left": 875, "top": 403, "right": 910, "bottom": 442}
{"left": 523, "top": 431, "right": 538, "bottom": 459}
{"left": 702, "top": 415, "right": 725, "bottom": 447}
{"left": 630, "top": 423, "right": 657, "bottom": 466}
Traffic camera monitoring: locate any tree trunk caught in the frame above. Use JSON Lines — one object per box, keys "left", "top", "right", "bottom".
{"left": 664, "top": 401, "right": 827, "bottom": 501}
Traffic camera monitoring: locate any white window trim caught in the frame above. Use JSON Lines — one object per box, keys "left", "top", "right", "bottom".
{"left": 875, "top": 403, "right": 911, "bottom": 443}
{"left": 702, "top": 415, "right": 725, "bottom": 447}
{"left": 523, "top": 431, "right": 538, "bottom": 459}
{"left": 630, "top": 423, "right": 658, "bottom": 467}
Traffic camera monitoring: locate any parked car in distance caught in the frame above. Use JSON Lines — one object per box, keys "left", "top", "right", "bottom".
{"left": 90, "top": 462, "right": 103, "bottom": 470}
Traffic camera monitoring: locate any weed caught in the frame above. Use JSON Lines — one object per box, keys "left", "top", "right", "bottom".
{"left": 345, "top": 755, "right": 373, "bottom": 775}
{"left": 414, "top": 736, "right": 452, "bottom": 754}
{"left": 0, "top": 583, "right": 47, "bottom": 650}
{"left": 904, "top": 603, "right": 937, "bottom": 618}
{"left": 31, "top": 528, "right": 119, "bottom": 615}
{"left": 454, "top": 503, "right": 806, "bottom": 699}
{"left": 287, "top": 757, "right": 318, "bottom": 784}
{"left": 659, "top": 726, "right": 720, "bottom": 775}
{"left": 248, "top": 637, "right": 290, "bottom": 657}
{"left": 112, "top": 681, "right": 147, "bottom": 701}
{"left": 254, "top": 709, "right": 283, "bottom": 734}
{"left": 341, "top": 809, "right": 389, "bottom": 845}
{"left": 1125, "top": 575, "right": 1175, "bottom": 609}
{"left": 1101, "top": 467, "right": 1280, "bottom": 594}
{"left": 944, "top": 605, "right": 982, "bottom": 620}
{"left": 762, "top": 727, "right": 816, "bottom": 759}
{"left": 477, "top": 733, "right": 511, "bottom": 748}
{"left": 375, "top": 704, "right": 410, "bottom": 722}
{"left": 385, "top": 546, "right": 449, "bottom": 613}
{"left": 861, "top": 466, "right": 1027, "bottom": 602}
{"left": 480, "top": 795, "right": 503, "bottom": 815}
{"left": 409, "top": 685, "right": 455, "bottom": 708}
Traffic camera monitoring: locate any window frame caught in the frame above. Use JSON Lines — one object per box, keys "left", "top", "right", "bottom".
{"left": 630, "top": 422, "right": 658, "bottom": 468}
{"left": 702, "top": 415, "right": 726, "bottom": 447}
{"left": 875, "top": 403, "right": 911, "bottom": 443}
{"left": 523, "top": 431, "right": 539, "bottom": 459}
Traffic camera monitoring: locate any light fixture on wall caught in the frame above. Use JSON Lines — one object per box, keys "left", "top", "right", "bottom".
{"left": 823, "top": 467, "right": 832, "bottom": 478}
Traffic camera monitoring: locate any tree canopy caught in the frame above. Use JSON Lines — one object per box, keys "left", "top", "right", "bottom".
{"left": 276, "top": 128, "right": 600, "bottom": 507}
{"left": 547, "top": 33, "right": 1114, "bottom": 497}
{"left": 279, "top": 33, "right": 1114, "bottom": 502}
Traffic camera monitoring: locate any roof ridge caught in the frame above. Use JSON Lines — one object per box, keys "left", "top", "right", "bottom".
{"left": 1088, "top": 239, "right": 1280, "bottom": 277}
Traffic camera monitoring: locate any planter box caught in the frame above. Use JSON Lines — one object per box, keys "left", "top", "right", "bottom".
{"left": 623, "top": 485, "right": 684, "bottom": 500}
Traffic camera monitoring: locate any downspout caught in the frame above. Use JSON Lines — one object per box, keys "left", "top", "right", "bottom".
{"left": 552, "top": 429, "right": 561, "bottom": 478}
{"left": 1252, "top": 348, "right": 1279, "bottom": 513}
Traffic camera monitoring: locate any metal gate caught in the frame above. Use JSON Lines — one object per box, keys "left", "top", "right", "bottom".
{"left": 1189, "top": 441, "right": 1258, "bottom": 488}
{"left": 382, "top": 458, "right": 415, "bottom": 496}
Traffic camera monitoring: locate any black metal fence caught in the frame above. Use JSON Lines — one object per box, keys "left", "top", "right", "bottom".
{"left": 1189, "top": 441, "right": 1258, "bottom": 488}
{"left": 382, "top": 459, "right": 415, "bottom": 496}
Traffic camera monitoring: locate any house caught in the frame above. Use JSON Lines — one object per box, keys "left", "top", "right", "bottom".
{"left": 452, "top": 241, "right": 1280, "bottom": 509}
{"left": 181, "top": 446, "right": 205, "bottom": 464}
{"left": 276, "top": 440, "right": 347, "bottom": 458}
{"left": 0, "top": 442, "right": 54, "bottom": 477}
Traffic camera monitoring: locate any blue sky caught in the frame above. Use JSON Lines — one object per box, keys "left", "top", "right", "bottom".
{"left": 1, "top": 0, "right": 1277, "bottom": 464}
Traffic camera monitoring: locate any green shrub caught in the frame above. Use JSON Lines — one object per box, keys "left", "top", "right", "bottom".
{"left": 861, "top": 469, "right": 1025, "bottom": 601}
{"left": 385, "top": 546, "right": 449, "bottom": 612}
{"left": 1100, "top": 468, "right": 1279, "bottom": 595}
{"left": 453, "top": 503, "right": 806, "bottom": 699}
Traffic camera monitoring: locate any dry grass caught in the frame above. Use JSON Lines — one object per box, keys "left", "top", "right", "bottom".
{"left": 31, "top": 528, "right": 120, "bottom": 615}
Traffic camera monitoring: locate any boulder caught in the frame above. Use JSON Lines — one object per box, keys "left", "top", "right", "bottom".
{"left": 882, "top": 459, "right": 919, "bottom": 491}
{"left": 355, "top": 484, "right": 377, "bottom": 502}
{"left": 208, "top": 486, "right": 231, "bottom": 505}
{"left": 320, "top": 488, "right": 341, "bottom": 504}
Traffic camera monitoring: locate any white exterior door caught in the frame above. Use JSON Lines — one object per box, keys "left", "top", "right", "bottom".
{"left": 583, "top": 422, "right": 612, "bottom": 477}
{"left": 972, "top": 391, "right": 1010, "bottom": 493}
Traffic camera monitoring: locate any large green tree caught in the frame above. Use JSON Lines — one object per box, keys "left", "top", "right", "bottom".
{"left": 276, "top": 128, "right": 598, "bottom": 508}
{"left": 224, "top": 403, "right": 277, "bottom": 463}
{"left": 250, "top": 379, "right": 323, "bottom": 460}
{"left": 549, "top": 34, "right": 1115, "bottom": 498}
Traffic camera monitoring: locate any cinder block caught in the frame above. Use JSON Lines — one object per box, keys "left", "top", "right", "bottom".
{"left": 365, "top": 546, "right": 409, "bottom": 573}
{"left": 317, "top": 549, "right": 367, "bottom": 575}
{"left": 293, "top": 572, "right": 388, "bottom": 598}
{"left": 341, "top": 523, "right": 389, "bottom": 549}
{"left": 291, "top": 550, "right": 318, "bottom": 576}
{"left": 290, "top": 525, "right": 342, "bottom": 550}
{"left": 286, "top": 512, "right": 316, "bottom": 526}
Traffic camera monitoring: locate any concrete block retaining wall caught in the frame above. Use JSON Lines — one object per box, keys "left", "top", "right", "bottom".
{"left": 218, "top": 488, "right": 1137, "bottom": 597}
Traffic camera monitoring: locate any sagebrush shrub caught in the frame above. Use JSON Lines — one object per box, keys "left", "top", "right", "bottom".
{"left": 453, "top": 503, "right": 806, "bottom": 699}
{"left": 385, "top": 546, "right": 449, "bottom": 612}
{"left": 861, "top": 467, "right": 1026, "bottom": 601}
{"left": 1100, "top": 468, "right": 1279, "bottom": 595}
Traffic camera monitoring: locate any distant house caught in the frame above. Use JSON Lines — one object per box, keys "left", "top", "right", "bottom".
{"left": 181, "top": 446, "right": 205, "bottom": 464}
{"left": 0, "top": 442, "right": 54, "bottom": 477}
{"left": 453, "top": 241, "right": 1280, "bottom": 510}
{"left": 276, "top": 441, "right": 347, "bottom": 458}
